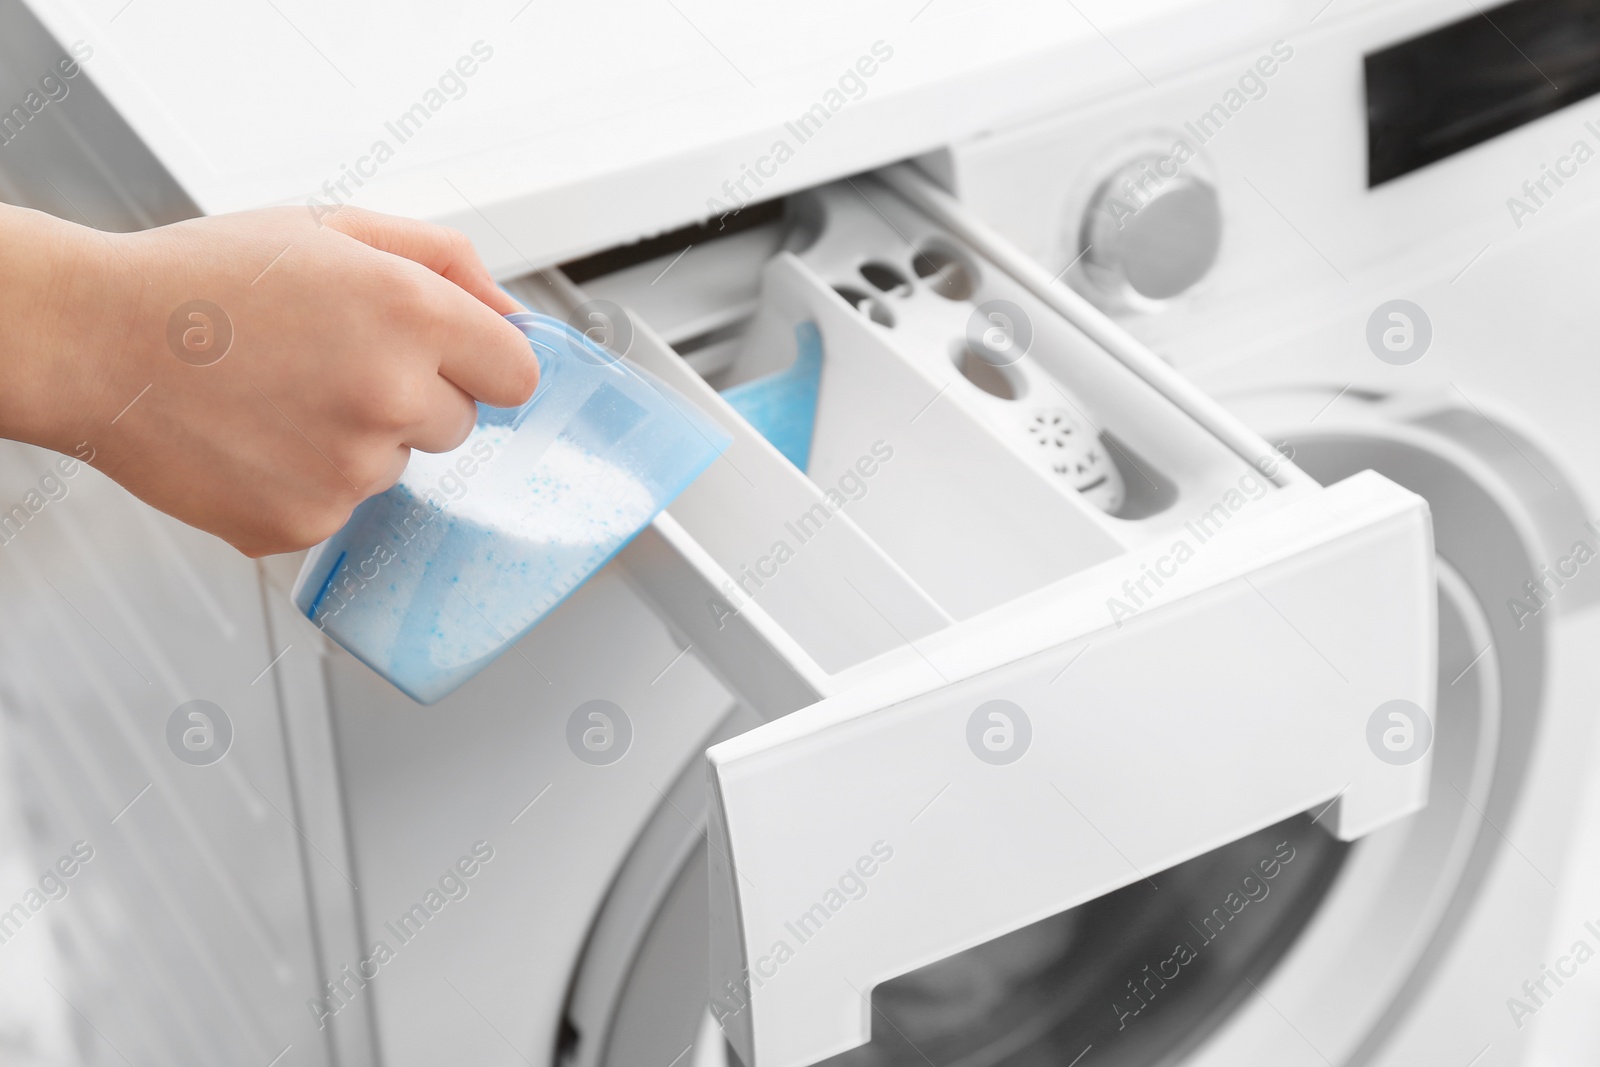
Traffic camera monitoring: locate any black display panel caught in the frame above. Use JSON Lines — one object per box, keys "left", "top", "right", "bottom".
{"left": 1366, "top": 0, "right": 1600, "bottom": 186}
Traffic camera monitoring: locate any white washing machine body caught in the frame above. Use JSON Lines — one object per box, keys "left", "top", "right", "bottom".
{"left": 0, "top": 1, "right": 1595, "bottom": 1067}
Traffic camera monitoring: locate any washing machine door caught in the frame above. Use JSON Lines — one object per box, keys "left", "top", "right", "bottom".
{"left": 565, "top": 383, "right": 1571, "bottom": 1067}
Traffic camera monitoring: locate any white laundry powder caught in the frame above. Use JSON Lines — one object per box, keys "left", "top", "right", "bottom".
{"left": 311, "top": 424, "right": 658, "bottom": 701}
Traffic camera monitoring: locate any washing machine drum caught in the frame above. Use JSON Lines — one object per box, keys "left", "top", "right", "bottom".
{"left": 563, "top": 391, "right": 1561, "bottom": 1067}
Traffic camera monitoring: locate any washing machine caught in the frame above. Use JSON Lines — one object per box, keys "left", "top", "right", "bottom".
{"left": 938, "top": 2, "right": 1600, "bottom": 1065}
{"left": 0, "top": 2, "right": 1596, "bottom": 1067}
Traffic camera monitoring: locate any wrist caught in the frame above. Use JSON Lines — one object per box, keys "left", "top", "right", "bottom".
{"left": 0, "top": 204, "right": 141, "bottom": 454}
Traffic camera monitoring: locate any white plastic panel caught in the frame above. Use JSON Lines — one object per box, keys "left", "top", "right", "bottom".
{"left": 0, "top": 445, "right": 332, "bottom": 1066}
{"left": 759, "top": 252, "right": 1126, "bottom": 618}
{"left": 625, "top": 318, "right": 955, "bottom": 674}
{"left": 707, "top": 471, "right": 1434, "bottom": 1067}
{"left": 15, "top": 0, "right": 1354, "bottom": 269}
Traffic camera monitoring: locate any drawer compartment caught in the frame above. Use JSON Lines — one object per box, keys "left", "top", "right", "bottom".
{"left": 511, "top": 164, "right": 1435, "bottom": 1067}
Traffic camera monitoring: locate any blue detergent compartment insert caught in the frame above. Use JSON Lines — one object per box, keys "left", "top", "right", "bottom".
{"left": 719, "top": 321, "right": 822, "bottom": 472}
{"left": 291, "top": 311, "right": 732, "bottom": 704}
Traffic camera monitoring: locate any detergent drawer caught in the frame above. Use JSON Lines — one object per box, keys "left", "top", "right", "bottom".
{"left": 513, "top": 164, "right": 1436, "bottom": 1067}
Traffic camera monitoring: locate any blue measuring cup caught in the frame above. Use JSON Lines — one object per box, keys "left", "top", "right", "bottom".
{"left": 291, "top": 311, "right": 731, "bottom": 703}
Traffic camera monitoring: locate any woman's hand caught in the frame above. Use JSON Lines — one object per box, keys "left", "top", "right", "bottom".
{"left": 0, "top": 203, "right": 537, "bottom": 557}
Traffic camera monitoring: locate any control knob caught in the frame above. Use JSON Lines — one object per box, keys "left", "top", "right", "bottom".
{"left": 1079, "top": 156, "right": 1222, "bottom": 302}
